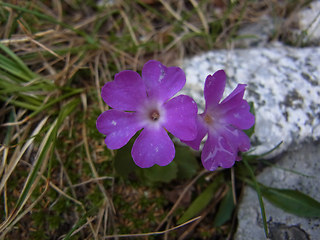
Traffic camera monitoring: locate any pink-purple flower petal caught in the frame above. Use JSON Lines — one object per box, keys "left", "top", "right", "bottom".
{"left": 163, "top": 95, "right": 198, "bottom": 141}
{"left": 101, "top": 70, "right": 147, "bottom": 111}
{"left": 220, "top": 84, "right": 247, "bottom": 112}
{"left": 96, "top": 110, "right": 143, "bottom": 149}
{"left": 222, "top": 100, "right": 255, "bottom": 130}
{"left": 142, "top": 60, "right": 186, "bottom": 102}
{"left": 202, "top": 125, "right": 251, "bottom": 171}
{"left": 201, "top": 132, "right": 237, "bottom": 171}
{"left": 182, "top": 115, "right": 207, "bottom": 150}
{"left": 131, "top": 127, "right": 175, "bottom": 168}
{"left": 223, "top": 126, "right": 251, "bottom": 152}
{"left": 204, "top": 70, "right": 226, "bottom": 109}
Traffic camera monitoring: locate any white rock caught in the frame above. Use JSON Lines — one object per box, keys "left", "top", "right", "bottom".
{"left": 298, "top": 1, "right": 320, "bottom": 44}
{"left": 235, "top": 141, "right": 320, "bottom": 240}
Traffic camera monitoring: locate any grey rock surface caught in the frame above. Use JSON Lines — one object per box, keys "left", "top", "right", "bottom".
{"left": 234, "top": 141, "right": 320, "bottom": 240}
{"left": 234, "top": 15, "right": 276, "bottom": 48}
{"left": 233, "top": 1, "right": 320, "bottom": 47}
{"left": 297, "top": 1, "right": 320, "bottom": 45}
{"left": 181, "top": 44, "right": 320, "bottom": 157}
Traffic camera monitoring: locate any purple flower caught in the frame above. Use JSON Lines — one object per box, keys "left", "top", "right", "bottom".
{"left": 96, "top": 60, "right": 198, "bottom": 168}
{"left": 183, "top": 70, "right": 255, "bottom": 171}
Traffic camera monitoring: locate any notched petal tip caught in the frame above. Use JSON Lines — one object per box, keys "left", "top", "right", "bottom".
{"left": 142, "top": 60, "right": 186, "bottom": 102}
{"left": 131, "top": 128, "right": 175, "bottom": 168}
{"left": 101, "top": 70, "right": 147, "bottom": 111}
{"left": 204, "top": 70, "right": 227, "bottom": 108}
{"left": 212, "top": 69, "right": 226, "bottom": 80}
{"left": 223, "top": 100, "right": 255, "bottom": 130}
{"left": 220, "top": 84, "right": 247, "bottom": 108}
{"left": 97, "top": 110, "right": 143, "bottom": 150}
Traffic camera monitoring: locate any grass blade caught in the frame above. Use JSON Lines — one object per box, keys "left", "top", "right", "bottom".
{"left": 243, "top": 158, "right": 268, "bottom": 237}
{"left": 213, "top": 187, "right": 235, "bottom": 227}
{"left": 28, "top": 88, "right": 83, "bottom": 119}
{"left": 177, "top": 174, "right": 223, "bottom": 224}
{"left": 0, "top": 116, "right": 49, "bottom": 193}
{"left": 260, "top": 185, "right": 320, "bottom": 218}
{"left": 0, "top": 44, "right": 36, "bottom": 80}
{"left": 0, "top": 99, "right": 80, "bottom": 234}
{"left": 0, "top": 2, "right": 96, "bottom": 45}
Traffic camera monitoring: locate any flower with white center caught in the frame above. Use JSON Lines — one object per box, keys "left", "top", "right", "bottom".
{"left": 96, "top": 60, "right": 198, "bottom": 168}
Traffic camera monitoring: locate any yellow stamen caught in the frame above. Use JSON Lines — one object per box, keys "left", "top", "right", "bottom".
{"left": 150, "top": 111, "right": 160, "bottom": 121}
{"left": 204, "top": 114, "right": 213, "bottom": 124}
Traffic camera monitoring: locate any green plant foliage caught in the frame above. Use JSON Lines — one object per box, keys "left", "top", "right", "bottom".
{"left": 244, "top": 101, "right": 255, "bottom": 137}
{"left": 243, "top": 158, "right": 268, "bottom": 237}
{"left": 142, "top": 161, "right": 178, "bottom": 183}
{"left": 114, "top": 143, "right": 199, "bottom": 183}
{"left": 0, "top": 2, "right": 97, "bottom": 45}
{"left": 175, "top": 146, "right": 199, "bottom": 180}
{"left": 177, "top": 174, "right": 224, "bottom": 224}
{"left": 242, "top": 142, "right": 283, "bottom": 168}
{"left": 213, "top": 187, "right": 235, "bottom": 227}
{"left": 0, "top": 43, "right": 37, "bottom": 81}
{"left": 114, "top": 138, "right": 139, "bottom": 177}
{"left": 260, "top": 184, "right": 320, "bottom": 218}
{"left": 63, "top": 206, "right": 99, "bottom": 240}
{"left": 0, "top": 43, "right": 83, "bottom": 121}
{"left": 13, "top": 99, "right": 79, "bottom": 210}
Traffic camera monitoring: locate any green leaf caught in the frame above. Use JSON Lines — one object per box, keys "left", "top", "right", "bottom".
{"left": 243, "top": 101, "right": 255, "bottom": 137}
{"left": 213, "top": 187, "right": 235, "bottom": 227}
{"left": 114, "top": 139, "right": 138, "bottom": 177}
{"left": 142, "top": 161, "right": 178, "bottom": 183}
{"left": 174, "top": 146, "right": 199, "bottom": 180}
{"left": 260, "top": 185, "right": 320, "bottom": 218}
{"left": 177, "top": 175, "right": 223, "bottom": 224}
{"left": 242, "top": 141, "right": 283, "bottom": 163}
